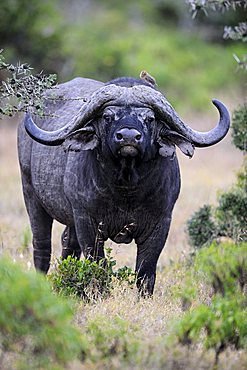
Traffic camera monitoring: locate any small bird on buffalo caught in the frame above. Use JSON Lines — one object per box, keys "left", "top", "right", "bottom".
{"left": 139, "top": 70, "right": 157, "bottom": 87}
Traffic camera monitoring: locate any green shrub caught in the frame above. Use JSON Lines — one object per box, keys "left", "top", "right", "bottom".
{"left": 175, "top": 242, "right": 247, "bottom": 307}
{"left": 232, "top": 104, "right": 247, "bottom": 152}
{"left": 216, "top": 187, "right": 247, "bottom": 241}
{"left": 83, "top": 316, "right": 141, "bottom": 364}
{"left": 236, "top": 158, "right": 247, "bottom": 191}
{"left": 187, "top": 162, "right": 247, "bottom": 247}
{"left": 174, "top": 242, "right": 247, "bottom": 363}
{"left": 114, "top": 265, "right": 137, "bottom": 286}
{"left": 194, "top": 242, "right": 247, "bottom": 295}
{"left": 49, "top": 255, "right": 115, "bottom": 300}
{"left": 0, "top": 256, "right": 82, "bottom": 369}
{"left": 187, "top": 205, "right": 217, "bottom": 248}
{"left": 49, "top": 252, "right": 136, "bottom": 301}
{"left": 176, "top": 294, "right": 247, "bottom": 363}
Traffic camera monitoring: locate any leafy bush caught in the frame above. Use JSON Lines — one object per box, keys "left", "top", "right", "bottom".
{"left": 237, "top": 158, "right": 247, "bottom": 191}
{"left": 175, "top": 242, "right": 247, "bottom": 307}
{"left": 82, "top": 316, "right": 141, "bottom": 364}
{"left": 176, "top": 294, "right": 247, "bottom": 362}
{"left": 49, "top": 252, "right": 136, "bottom": 301}
{"left": 174, "top": 242, "right": 247, "bottom": 363}
{"left": 216, "top": 186, "right": 247, "bottom": 241}
{"left": 232, "top": 104, "right": 247, "bottom": 152}
{"left": 49, "top": 255, "right": 115, "bottom": 300}
{"left": 0, "top": 256, "right": 82, "bottom": 369}
{"left": 114, "top": 265, "right": 137, "bottom": 286}
{"left": 194, "top": 242, "right": 247, "bottom": 295}
{"left": 187, "top": 205, "right": 217, "bottom": 248}
{"left": 187, "top": 164, "right": 247, "bottom": 247}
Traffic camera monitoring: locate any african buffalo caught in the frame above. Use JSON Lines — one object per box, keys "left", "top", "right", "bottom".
{"left": 18, "top": 76, "right": 230, "bottom": 295}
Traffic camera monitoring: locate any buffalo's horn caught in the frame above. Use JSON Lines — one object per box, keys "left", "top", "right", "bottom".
{"left": 25, "top": 83, "right": 230, "bottom": 148}
{"left": 24, "top": 85, "right": 124, "bottom": 145}
{"left": 129, "top": 86, "right": 230, "bottom": 148}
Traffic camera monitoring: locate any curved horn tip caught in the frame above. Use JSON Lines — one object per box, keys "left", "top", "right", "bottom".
{"left": 24, "top": 113, "right": 65, "bottom": 146}
{"left": 25, "top": 113, "right": 37, "bottom": 137}
{"left": 212, "top": 99, "right": 230, "bottom": 114}
{"left": 212, "top": 99, "right": 231, "bottom": 122}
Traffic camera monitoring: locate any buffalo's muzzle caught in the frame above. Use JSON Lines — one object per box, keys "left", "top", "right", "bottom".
{"left": 119, "top": 145, "right": 139, "bottom": 157}
{"left": 114, "top": 128, "right": 143, "bottom": 157}
{"left": 114, "top": 128, "right": 142, "bottom": 144}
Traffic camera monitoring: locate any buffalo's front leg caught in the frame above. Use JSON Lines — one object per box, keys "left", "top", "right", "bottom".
{"left": 74, "top": 215, "right": 105, "bottom": 261}
{"left": 61, "top": 226, "right": 81, "bottom": 259}
{"left": 135, "top": 217, "right": 171, "bottom": 296}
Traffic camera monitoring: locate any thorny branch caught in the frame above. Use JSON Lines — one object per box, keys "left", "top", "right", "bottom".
{"left": 224, "top": 22, "right": 247, "bottom": 42}
{"left": 0, "top": 51, "right": 88, "bottom": 118}
{"left": 186, "top": 1, "right": 247, "bottom": 70}
{"left": 186, "top": 0, "right": 247, "bottom": 17}
{"left": 0, "top": 51, "right": 58, "bottom": 117}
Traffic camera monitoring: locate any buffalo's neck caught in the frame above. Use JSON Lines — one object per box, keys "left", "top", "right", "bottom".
{"left": 114, "top": 157, "right": 142, "bottom": 187}
{"left": 66, "top": 150, "right": 180, "bottom": 212}
{"left": 96, "top": 152, "right": 169, "bottom": 200}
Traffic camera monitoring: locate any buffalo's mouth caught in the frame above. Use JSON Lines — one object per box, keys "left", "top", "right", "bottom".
{"left": 118, "top": 145, "right": 139, "bottom": 157}
{"left": 115, "top": 144, "right": 142, "bottom": 185}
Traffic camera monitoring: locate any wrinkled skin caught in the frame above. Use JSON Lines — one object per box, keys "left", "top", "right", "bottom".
{"left": 18, "top": 77, "right": 229, "bottom": 296}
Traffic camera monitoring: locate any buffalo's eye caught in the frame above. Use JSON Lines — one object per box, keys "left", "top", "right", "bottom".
{"left": 145, "top": 115, "right": 155, "bottom": 124}
{"left": 103, "top": 112, "right": 114, "bottom": 123}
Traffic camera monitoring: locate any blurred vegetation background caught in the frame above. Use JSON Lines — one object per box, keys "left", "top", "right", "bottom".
{"left": 0, "top": 0, "right": 246, "bottom": 112}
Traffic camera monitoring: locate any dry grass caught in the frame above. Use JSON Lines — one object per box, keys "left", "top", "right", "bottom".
{"left": 0, "top": 106, "right": 244, "bottom": 369}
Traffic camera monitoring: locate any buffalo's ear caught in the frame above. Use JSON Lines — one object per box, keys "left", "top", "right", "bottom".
{"left": 158, "top": 129, "right": 194, "bottom": 158}
{"left": 63, "top": 127, "right": 98, "bottom": 152}
{"left": 157, "top": 137, "right": 176, "bottom": 158}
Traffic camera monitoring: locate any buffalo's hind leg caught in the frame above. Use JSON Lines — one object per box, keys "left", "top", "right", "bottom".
{"left": 61, "top": 226, "right": 81, "bottom": 259}
{"left": 20, "top": 176, "right": 53, "bottom": 273}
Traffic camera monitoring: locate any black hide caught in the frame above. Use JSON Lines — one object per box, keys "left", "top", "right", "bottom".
{"left": 18, "top": 77, "right": 181, "bottom": 295}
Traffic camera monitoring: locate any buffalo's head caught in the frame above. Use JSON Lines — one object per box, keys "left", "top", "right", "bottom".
{"left": 24, "top": 83, "right": 230, "bottom": 162}
{"left": 98, "top": 106, "right": 157, "bottom": 161}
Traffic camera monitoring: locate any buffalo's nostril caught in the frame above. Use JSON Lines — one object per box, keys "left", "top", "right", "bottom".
{"left": 115, "top": 128, "right": 142, "bottom": 143}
